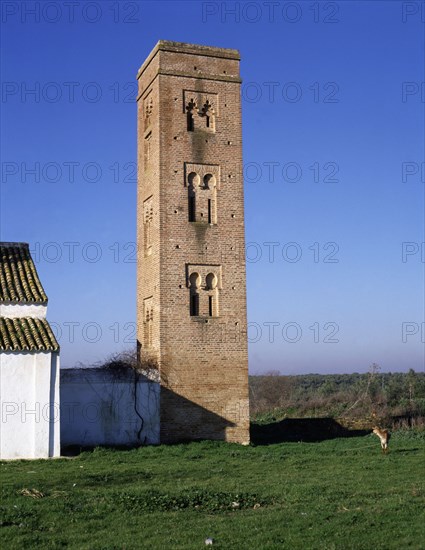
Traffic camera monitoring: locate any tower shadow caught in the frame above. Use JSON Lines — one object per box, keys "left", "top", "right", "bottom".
{"left": 250, "top": 417, "right": 370, "bottom": 445}
{"left": 160, "top": 386, "right": 236, "bottom": 444}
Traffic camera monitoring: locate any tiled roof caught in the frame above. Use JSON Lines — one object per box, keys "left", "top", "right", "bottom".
{"left": 0, "top": 317, "right": 59, "bottom": 352}
{"left": 0, "top": 243, "right": 48, "bottom": 303}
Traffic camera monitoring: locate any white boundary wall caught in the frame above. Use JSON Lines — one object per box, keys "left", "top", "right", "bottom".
{"left": 0, "top": 351, "right": 60, "bottom": 459}
{"left": 60, "top": 368, "right": 160, "bottom": 447}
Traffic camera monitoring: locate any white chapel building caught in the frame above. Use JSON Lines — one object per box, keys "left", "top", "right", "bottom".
{"left": 0, "top": 242, "right": 60, "bottom": 459}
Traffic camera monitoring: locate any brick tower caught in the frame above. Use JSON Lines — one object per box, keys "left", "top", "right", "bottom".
{"left": 137, "top": 41, "right": 249, "bottom": 444}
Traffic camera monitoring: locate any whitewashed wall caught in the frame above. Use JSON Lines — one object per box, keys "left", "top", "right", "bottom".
{"left": 0, "top": 352, "right": 60, "bottom": 459}
{"left": 0, "top": 303, "right": 47, "bottom": 318}
{"left": 60, "top": 368, "right": 160, "bottom": 447}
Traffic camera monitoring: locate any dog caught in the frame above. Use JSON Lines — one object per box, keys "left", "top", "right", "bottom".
{"left": 372, "top": 426, "right": 391, "bottom": 453}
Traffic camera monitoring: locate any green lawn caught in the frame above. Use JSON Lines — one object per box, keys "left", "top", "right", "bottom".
{"left": 1, "top": 431, "right": 424, "bottom": 549}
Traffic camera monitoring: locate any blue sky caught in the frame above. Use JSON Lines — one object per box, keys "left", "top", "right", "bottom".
{"left": 1, "top": 0, "right": 424, "bottom": 373}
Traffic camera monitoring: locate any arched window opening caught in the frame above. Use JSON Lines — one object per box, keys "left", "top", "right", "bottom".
{"left": 145, "top": 222, "right": 151, "bottom": 251}
{"left": 144, "top": 132, "right": 152, "bottom": 169}
{"left": 188, "top": 172, "right": 200, "bottom": 222}
{"left": 203, "top": 174, "right": 215, "bottom": 189}
{"left": 187, "top": 112, "right": 194, "bottom": 132}
{"left": 201, "top": 100, "right": 215, "bottom": 131}
{"left": 143, "top": 198, "right": 153, "bottom": 255}
{"left": 190, "top": 293, "right": 199, "bottom": 316}
{"left": 189, "top": 192, "right": 196, "bottom": 222}
{"left": 146, "top": 308, "right": 153, "bottom": 346}
{"left": 206, "top": 272, "right": 217, "bottom": 290}
{"left": 205, "top": 272, "right": 218, "bottom": 317}
{"left": 202, "top": 174, "right": 217, "bottom": 224}
{"left": 143, "top": 298, "right": 154, "bottom": 348}
{"left": 144, "top": 97, "right": 153, "bottom": 129}
{"left": 189, "top": 272, "right": 201, "bottom": 316}
{"left": 188, "top": 172, "right": 200, "bottom": 187}
{"left": 186, "top": 98, "right": 198, "bottom": 132}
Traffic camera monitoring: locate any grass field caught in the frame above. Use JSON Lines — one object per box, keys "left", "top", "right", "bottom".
{"left": 1, "top": 430, "right": 424, "bottom": 549}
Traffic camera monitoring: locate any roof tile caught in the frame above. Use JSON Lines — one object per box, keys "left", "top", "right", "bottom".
{"left": 0, "top": 317, "right": 59, "bottom": 352}
{"left": 0, "top": 243, "right": 47, "bottom": 303}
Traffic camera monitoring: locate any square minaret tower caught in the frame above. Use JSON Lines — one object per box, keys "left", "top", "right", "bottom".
{"left": 137, "top": 41, "right": 249, "bottom": 444}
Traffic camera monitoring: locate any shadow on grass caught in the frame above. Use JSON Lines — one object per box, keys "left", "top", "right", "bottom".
{"left": 61, "top": 444, "right": 140, "bottom": 457}
{"left": 250, "top": 417, "right": 370, "bottom": 445}
{"left": 391, "top": 448, "right": 420, "bottom": 453}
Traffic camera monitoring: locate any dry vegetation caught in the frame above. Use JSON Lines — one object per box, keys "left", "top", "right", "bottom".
{"left": 250, "top": 365, "right": 425, "bottom": 429}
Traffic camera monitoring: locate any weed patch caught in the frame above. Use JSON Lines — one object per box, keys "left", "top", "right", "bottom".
{"left": 112, "top": 488, "right": 272, "bottom": 513}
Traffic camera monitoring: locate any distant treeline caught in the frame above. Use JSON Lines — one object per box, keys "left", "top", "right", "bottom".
{"left": 249, "top": 369, "right": 425, "bottom": 424}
